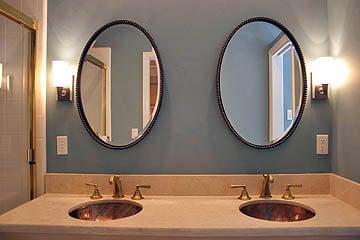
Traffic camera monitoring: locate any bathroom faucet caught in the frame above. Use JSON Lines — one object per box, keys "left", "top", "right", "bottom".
{"left": 109, "top": 175, "right": 125, "bottom": 198}
{"left": 259, "top": 174, "right": 274, "bottom": 199}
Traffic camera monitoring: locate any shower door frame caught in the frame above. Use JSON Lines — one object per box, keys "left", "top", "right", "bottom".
{"left": 0, "top": 0, "right": 37, "bottom": 199}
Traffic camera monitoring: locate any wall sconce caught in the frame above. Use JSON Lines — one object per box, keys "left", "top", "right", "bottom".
{"left": 311, "top": 57, "right": 334, "bottom": 100}
{"left": 311, "top": 57, "right": 348, "bottom": 100}
{"left": 52, "top": 60, "right": 73, "bottom": 101}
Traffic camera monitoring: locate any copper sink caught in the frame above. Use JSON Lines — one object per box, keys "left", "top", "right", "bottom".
{"left": 239, "top": 200, "right": 315, "bottom": 222}
{"left": 69, "top": 199, "right": 142, "bottom": 221}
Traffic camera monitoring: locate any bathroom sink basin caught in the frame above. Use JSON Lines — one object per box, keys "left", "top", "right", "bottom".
{"left": 239, "top": 200, "right": 315, "bottom": 222}
{"left": 68, "top": 199, "right": 142, "bottom": 221}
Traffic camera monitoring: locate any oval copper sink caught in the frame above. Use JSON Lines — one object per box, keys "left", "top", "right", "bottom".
{"left": 239, "top": 200, "right": 315, "bottom": 222}
{"left": 69, "top": 200, "right": 142, "bottom": 221}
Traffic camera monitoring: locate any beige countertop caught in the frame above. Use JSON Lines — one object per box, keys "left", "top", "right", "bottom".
{"left": 0, "top": 194, "right": 360, "bottom": 238}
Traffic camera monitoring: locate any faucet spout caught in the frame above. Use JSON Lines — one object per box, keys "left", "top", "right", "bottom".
{"left": 259, "top": 174, "right": 274, "bottom": 199}
{"left": 109, "top": 175, "right": 125, "bottom": 198}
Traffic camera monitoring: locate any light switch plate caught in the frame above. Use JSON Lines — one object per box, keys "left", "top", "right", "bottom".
{"left": 56, "top": 136, "right": 68, "bottom": 155}
{"left": 131, "top": 128, "right": 138, "bottom": 139}
{"left": 316, "top": 134, "right": 328, "bottom": 155}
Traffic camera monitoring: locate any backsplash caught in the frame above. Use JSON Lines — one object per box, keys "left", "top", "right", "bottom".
{"left": 45, "top": 173, "right": 330, "bottom": 196}
{"left": 47, "top": 0, "right": 331, "bottom": 174}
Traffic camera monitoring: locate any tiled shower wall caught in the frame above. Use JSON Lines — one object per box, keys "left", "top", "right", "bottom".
{"left": 33, "top": 0, "right": 47, "bottom": 196}
{"left": 0, "top": 14, "right": 30, "bottom": 213}
{"left": 0, "top": 0, "right": 47, "bottom": 197}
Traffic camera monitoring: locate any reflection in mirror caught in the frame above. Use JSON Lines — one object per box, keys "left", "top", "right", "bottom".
{"left": 218, "top": 19, "right": 306, "bottom": 148}
{"left": 77, "top": 21, "right": 162, "bottom": 148}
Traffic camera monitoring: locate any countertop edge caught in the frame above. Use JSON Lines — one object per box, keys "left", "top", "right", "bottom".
{"left": 1, "top": 224, "right": 360, "bottom": 237}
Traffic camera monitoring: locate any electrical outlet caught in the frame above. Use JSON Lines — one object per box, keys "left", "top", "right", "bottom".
{"left": 56, "top": 136, "right": 68, "bottom": 155}
{"left": 316, "top": 134, "right": 328, "bottom": 155}
{"left": 287, "top": 109, "right": 293, "bottom": 121}
{"left": 131, "top": 128, "right": 138, "bottom": 139}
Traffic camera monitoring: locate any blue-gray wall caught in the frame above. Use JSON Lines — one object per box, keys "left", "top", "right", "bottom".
{"left": 47, "top": 0, "right": 331, "bottom": 174}
{"left": 328, "top": 0, "right": 360, "bottom": 183}
{"left": 94, "top": 25, "right": 152, "bottom": 145}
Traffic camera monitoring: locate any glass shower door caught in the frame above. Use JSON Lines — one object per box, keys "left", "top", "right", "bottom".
{"left": 0, "top": 13, "right": 32, "bottom": 214}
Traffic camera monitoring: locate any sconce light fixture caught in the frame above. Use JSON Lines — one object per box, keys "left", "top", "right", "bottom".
{"left": 311, "top": 57, "right": 348, "bottom": 100}
{"left": 311, "top": 57, "right": 334, "bottom": 100}
{"left": 52, "top": 60, "right": 73, "bottom": 101}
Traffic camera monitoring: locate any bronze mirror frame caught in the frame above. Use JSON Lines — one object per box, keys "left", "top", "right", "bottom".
{"left": 76, "top": 20, "right": 164, "bottom": 149}
{"left": 216, "top": 17, "right": 307, "bottom": 149}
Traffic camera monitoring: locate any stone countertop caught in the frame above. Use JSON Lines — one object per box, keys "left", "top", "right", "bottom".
{"left": 0, "top": 194, "right": 359, "bottom": 238}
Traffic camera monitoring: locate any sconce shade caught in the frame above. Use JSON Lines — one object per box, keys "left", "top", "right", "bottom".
{"left": 311, "top": 56, "right": 348, "bottom": 100}
{"left": 52, "top": 60, "right": 72, "bottom": 87}
{"left": 312, "top": 57, "right": 334, "bottom": 85}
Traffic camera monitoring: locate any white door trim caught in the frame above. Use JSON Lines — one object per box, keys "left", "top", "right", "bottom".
{"left": 269, "top": 35, "right": 291, "bottom": 142}
{"left": 142, "top": 50, "right": 159, "bottom": 129}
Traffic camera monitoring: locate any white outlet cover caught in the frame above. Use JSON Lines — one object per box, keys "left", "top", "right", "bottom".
{"left": 131, "top": 128, "right": 138, "bottom": 139}
{"left": 316, "top": 134, "right": 328, "bottom": 155}
{"left": 287, "top": 109, "right": 293, "bottom": 121}
{"left": 56, "top": 136, "right": 68, "bottom": 155}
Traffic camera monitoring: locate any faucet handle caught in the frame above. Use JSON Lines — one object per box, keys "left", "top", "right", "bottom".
{"left": 231, "top": 185, "right": 251, "bottom": 201}
{"left": 281, "top": 184, "right": 302, "bottom": 200}
{"left": 131, "top": 185, "right": 151, "bottom": 200}
{"left": 85, "top": 183, "right": 103, "bottom": 200}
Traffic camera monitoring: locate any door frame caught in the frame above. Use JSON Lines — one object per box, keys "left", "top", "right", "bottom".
{"left": 142, "top": 50, "right": 160, "bottom": 128}
{"left": 268, "top": 35, "right": 295, "bottom": 142}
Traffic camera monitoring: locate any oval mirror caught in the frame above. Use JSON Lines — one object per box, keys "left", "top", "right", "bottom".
{"left": 76, "top": 20, "right": 163, "bottom": 149}
{"left": 217, "top": 18, "right": 307, "bottom": 148}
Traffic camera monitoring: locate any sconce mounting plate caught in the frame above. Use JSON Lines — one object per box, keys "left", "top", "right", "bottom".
{"left": 56, "top": 86, "right": 72, "bottom": 101}
{"left": 311, "top": 73, "right": 329, "bottom": 100}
